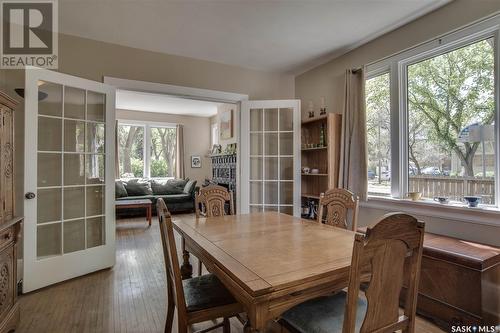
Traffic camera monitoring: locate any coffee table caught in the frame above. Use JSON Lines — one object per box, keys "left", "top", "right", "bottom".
{"left": 115, "top": 199, "right": 152, "bottom": 226}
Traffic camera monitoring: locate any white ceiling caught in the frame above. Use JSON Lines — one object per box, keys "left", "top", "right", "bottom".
{"left": 59, "top": 0, "right": 449, "bottom": 74}
{"left": 116, "top": 90, "right": 220, "bottom": 117}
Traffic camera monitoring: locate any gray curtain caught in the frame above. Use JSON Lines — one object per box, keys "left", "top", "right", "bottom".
{"left": 339, "top": 68, "right": 368, "bottom": 200}
{"left": 176, "top": 124, "right": 185, "bottom": 179}
{"left": 115, "top": 120, "right": 119, "bottom": 179}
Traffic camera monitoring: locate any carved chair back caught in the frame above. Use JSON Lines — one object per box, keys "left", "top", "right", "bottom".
{"left": 195, "top": 184, "right": 234, "bottom": 218}
{"left": 157, "top": 198, "right": 188, "bottom": 315}
{"left": 317, "top": 188, "right": 359, "bottom": 231}
{"left": 342, "top": 213, "right": 425, "bottom": 333}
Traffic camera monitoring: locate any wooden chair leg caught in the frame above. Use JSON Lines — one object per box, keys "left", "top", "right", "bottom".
{"left": 223, "top": 318, "right": 230, "bottom": 333}
{"left": 198, "top": 260, "right": 203, "bottom": 276}
{"left": 164, "top": 299, "right": 175, "bottom": 333}
{"left": 178, "top": 321, "right": 188, "bottom": 333}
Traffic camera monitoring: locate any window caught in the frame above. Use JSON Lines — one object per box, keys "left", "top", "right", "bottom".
{"left": 407, "top": 39, "right": 495, "bottom": 204}
{"left": 118, "top": 124, "right": 144, "bottom": 178}
{"left": 366, "top": 73, "right": 391, "bottom": 196}
{"left": 365, "top": 16, "right": 499, "bottom": 208}
{"left": 118, "top": 122, "right": 177, "bottom": 179}
{"left": 150, "top": 126, "right": 177, "bottom": 178}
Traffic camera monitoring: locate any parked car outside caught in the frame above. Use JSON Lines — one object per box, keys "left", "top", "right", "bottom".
{"left": 421, "top": 167, "right": 441, "bottom": 175}
{"left": 367, "top": 170, "right": 376, "bottom": 180}
{"left": 380, "top": 170, "right": 390, "bottom": 181}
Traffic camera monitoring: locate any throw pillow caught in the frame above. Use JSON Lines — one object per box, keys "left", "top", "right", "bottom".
{"left": 115, "top": 180, "right": 128, "bottom": 198}
{"left": 124, "top": 179, "right": 153, "bottom": 196}
{"left": 183, "top": 180, "right": 197, "bottom": 194}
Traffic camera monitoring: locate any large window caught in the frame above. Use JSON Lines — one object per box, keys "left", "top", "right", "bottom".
{"left": 407, "top": 39, "right": 495, "bottom": 204}
{"left": 118, "top": 122, "right": 177, "bottom": 179}
{"left": 366, "top": 73, "right": 391, "bottom": 196}
{"left": 365, "top": 18, "right": 499, "bottom": 208}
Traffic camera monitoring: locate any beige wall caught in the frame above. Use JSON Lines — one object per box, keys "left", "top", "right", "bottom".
{"left": 117, "top": 109, "right": 212, "bottom": 185}
{"left": 0, "top": 33, "right": 295, "bottom": 218}
{"left": 295, "top": 0, "right": 500, "bottom": 245}
{"left": 296, "top": 0, "right": 500, "bottom": 117}
{"left": 210, "top": 103, "right": 239, "bottom": 149}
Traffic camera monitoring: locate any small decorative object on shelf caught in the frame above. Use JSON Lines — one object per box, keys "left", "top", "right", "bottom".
{"left": 301, "top": 199, "right": 317, "bottom": 220}
{"left": 407, "top": 191, "right": 422, "bottom": 201}
{"left": 319, "top": 123, "right": 325, "bottom": 147}
{"left": 464, "top": 195, "right": 481, "bottom": 207}
{"left": 308, "top": 100, "right": 314, "bottom": 118}
{"left": 211, "top": 144, "right": 222, "bottom": 155}
{"left": 434, "top": 196, "right": 449, "bottom": 204}
{"left": 319, "top": 96, "right": 327, "bottom": 115}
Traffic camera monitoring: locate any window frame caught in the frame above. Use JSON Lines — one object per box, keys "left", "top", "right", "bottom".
{"left": 365, "top": 14, "right": 500, "bottom": 207}
{"left": 117, "top": 120, "right": 177, "bottom": 179}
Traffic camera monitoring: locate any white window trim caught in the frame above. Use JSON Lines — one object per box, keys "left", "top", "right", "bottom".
{"left": 117, "top": 119, "right": 177, "bottom": 179}
{"left": 365, "top": 14, "right": 500, "bottom": 221}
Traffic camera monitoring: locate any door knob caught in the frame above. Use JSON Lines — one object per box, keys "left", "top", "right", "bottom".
{"left": 25, "top": 192, "right": 35, "bottom": 199}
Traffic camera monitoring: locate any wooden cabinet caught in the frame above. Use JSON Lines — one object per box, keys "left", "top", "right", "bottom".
{"left": 0, "top": 91, "right": 21, "bottom": 333}
{"left": 404, "top": 233, "right": 500, "bottom": 329}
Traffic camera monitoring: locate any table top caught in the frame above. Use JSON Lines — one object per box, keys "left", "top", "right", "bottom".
{"left": 173, "top": 211, "right": 355, "bottom": 296}
{"left": 115, "top": 199, "right": 152, "bottom": 206}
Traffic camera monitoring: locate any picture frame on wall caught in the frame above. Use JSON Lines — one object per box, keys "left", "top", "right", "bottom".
{"left": 191, "top": 155, "right": 202, "bottom": 168}
{"left": 220, "top": 108, "right": 233, "bottom": 139}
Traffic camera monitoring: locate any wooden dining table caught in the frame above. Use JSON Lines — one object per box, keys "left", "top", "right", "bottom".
{"left": 172, "top": 211, "right": 355, "bottom": 332}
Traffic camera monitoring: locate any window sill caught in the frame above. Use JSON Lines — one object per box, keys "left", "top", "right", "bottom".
{"left": 361, "top": 196, "right": 500, "bottom": 227}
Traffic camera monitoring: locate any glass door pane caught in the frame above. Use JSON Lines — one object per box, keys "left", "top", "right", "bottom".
{"left": 36, "top": 83, "right": 107, "bottom": 258}
{"left": 243, "top": 100, "right": 299, "bottom": 216}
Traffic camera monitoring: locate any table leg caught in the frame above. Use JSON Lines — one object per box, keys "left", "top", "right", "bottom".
{"left": 180, "top": 238, "right": 193, "bottom": 279}
{"left": 147, "top": 205, "right": 152, "bottom": 226}
{"left": 243, "top": 321, "right": 259, "bottom": 333}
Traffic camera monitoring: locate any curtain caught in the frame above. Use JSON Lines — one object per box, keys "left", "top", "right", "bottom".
{"left": 339, "top": 68, "right": 368, "bottom": 200}
{"left": 115, "top": 120, "right": 119, "bottom": 179}
{"left": 176, "top": 124, "right": 185, "bottom": 179}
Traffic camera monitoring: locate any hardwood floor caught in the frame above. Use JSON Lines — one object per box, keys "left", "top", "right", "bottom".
{"left": 17, "top": 215, "right": 445, "bottom": 333}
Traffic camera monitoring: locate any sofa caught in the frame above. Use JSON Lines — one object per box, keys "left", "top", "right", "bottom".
{"left": 115, "top": 178, "right": 197, "bottom": 216}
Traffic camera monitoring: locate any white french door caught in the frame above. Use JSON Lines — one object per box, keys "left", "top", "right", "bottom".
{"left": 240, "top": 100, "right": 301, "bottom": 217}
{"left": 23, "top": 67, "right": 116, "bottom": 292}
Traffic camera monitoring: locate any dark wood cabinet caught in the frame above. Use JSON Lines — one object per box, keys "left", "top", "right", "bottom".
{"left": 402, "top": 232, "right": 500, "bottom": 329}
{"left": 0, "top": 91, "right": 21, "bottom": 333}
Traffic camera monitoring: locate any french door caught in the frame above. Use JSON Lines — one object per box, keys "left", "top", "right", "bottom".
{"left": 23, "top": 67, "right": 116, "bottom": 292}
{"left": 240, "top": 100, "right": 301, "bottom": 217}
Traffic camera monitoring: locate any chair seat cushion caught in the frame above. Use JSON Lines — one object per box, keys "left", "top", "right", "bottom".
{"left": 182, "top": 274, "right": 237, "bottom": 312}
{"left": 281, "top": 291, "right": 367, "bottom": 333}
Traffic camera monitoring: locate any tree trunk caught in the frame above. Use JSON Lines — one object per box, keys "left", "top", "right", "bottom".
{"left": 123, "top": 127, "right": 138, "bottom": 175}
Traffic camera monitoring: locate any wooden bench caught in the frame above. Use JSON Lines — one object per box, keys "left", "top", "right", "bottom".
{"left": 358, "top": 227, "right": 500, "bottom": 329}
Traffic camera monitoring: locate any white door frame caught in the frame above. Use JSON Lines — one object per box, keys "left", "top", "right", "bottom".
{"left": 240, "top": 100, "right": 301, "bottom": 217}
{"left": 103, "top": 77, "right": 249, "bottom": 213}
{"left": 24, "top": 67, "right": 116, "bottom": 292}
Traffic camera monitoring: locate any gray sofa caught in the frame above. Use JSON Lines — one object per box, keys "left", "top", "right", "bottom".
{"left": 115, "top": 178, "right": 197, "bottom": 215}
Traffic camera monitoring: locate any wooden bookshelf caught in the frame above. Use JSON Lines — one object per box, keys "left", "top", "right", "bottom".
{"left": 301, "top": 113, "right": 342, "bottom": 200}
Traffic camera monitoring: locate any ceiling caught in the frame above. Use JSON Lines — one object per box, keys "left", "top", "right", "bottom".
{"left": 116, "top": 90, "right": 220, "bottom": 117}
{"left": 59, "top": 0, "right": 450, "bottom": 74}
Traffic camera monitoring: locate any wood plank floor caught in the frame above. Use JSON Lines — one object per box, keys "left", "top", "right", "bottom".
{"left": 17, "top": 215, "right": 445, "bottom": 333}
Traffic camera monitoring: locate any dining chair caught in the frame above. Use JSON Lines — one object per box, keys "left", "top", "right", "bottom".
{"left": 281, "top": 212, "right": 425, "bottom": 333}
{"left": 195, "top": 184, "right": 235, "bottom": 218}
{"left": 194, "top": 184, "right": 234, "bottom": 275}
{"left": 317, "top": 188, "right": 359, "bottom": 231}
{"left": 157, "top": 198, "right": 243, "bottom": 333}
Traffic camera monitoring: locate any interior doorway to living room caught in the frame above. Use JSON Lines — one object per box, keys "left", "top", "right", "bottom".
{"left": 114, "top": 88, "right": 240, "bottom": 220}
